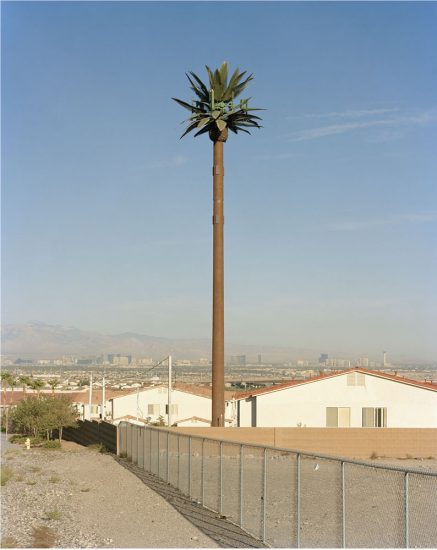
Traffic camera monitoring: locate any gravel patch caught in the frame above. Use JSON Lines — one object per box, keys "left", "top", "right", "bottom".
{"left": 1, "top": 440, "right": 218, "bottom": 548}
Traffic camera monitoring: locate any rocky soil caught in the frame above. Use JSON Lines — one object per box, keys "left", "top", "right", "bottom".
{"left": 0, "top": 437, "right": 218, "bottom": 548}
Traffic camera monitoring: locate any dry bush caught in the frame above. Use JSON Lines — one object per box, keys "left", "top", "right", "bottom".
{"left": 44, "top": 507, "right": 62, "bottom": 521}
{"left": 0, "top": 465, "right": 13, "bottom": 486}
{"left": 32, "top": 526, "right": 56, "bottom": 548}
{"left": 0, "top": 537, "right": 18, "bottom": 548}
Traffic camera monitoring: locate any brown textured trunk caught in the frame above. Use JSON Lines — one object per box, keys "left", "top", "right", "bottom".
{"left": 211, "top": 136, "right": 226, "bottom": 427}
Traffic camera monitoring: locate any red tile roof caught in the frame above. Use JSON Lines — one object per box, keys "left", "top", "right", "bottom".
{"left": 0, "top": 389, "right": 132, "bottom": 406}
{"left": 233, "top": 367, "right": 437, "bottom": 399}
{"left": 107, "top": 382, "right": 236, "bottom": 401}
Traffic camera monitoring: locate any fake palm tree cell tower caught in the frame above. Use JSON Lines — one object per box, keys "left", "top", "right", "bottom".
{"left": 173, "top": 62, "right": 263, "bottom": 426}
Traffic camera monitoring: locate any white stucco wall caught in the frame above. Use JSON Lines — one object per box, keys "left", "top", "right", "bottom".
{"left": 238, "top": 373, "right": 437, "bottom": 428}
{"left": 110, "top": 387, "right": 212, "bottom": 425}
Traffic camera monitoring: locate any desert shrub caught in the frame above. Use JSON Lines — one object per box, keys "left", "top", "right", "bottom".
{"left": 0, "top": 465, "right": 13, "bottom": 486}
{"left": 8, "top": 435, "right": 27, "bottom": 443}
{"left": 43, "top": 440, "right": 61, "bottom": 450}
{"left": 44, "top": 507, "right": 62, "bottom": 521}
{"left": 1, "top": 537, "right": 18, "bottom": 548}
{"left": 32, "top": 526, "right": 56, "bottom": 548}
{"left": 88, "top": 443, "right": 107, "bottom": 453}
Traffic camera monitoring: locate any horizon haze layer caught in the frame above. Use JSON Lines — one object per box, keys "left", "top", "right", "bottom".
{"left": 1, "top": 321, "right": 434, "bottom": 364}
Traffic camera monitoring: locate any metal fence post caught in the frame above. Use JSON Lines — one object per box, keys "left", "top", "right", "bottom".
{"left": 220, "top": 441, "right": 223, "bottom": 516}
{"left": 177, "top": 434, "right": 180, "bottom": 489}
{"left": 201, "top": 438, "right": 205, "bottom": 504}
{"left": 297, "top": 453, "right": 301, "bottom": 548}
{"left": 143, "top": 426, "right": 147, "bottom": 470}
{"left": 405, "top": 472, "right": 409, "bottom": 548}
{"left": 167, "top": 431, "right": 170, "bottom": 482}
{"left": 240, "top": 444, "right": 244, "bottom": 528}
{"left": 157, "top": 429, "right": 160, "bottom": 478}
{"left": 188, "top": 437, "right": 192, "bottom": 498}
{"left": 263, "top": 447, "right": 267, "bottom": 542}
{"left": 149, "top": 428, "right": 152, "bottom": 471}
{"left": 342, "top": 461, "right": 346, "bottom": 548}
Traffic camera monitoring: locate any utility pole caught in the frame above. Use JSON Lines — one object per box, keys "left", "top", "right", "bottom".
{"left": 88, "top": 373, "right": 93, "bottom": 419}
{"left": 101, "top": 368, "right": 106, "bottom": 421}
{"left": 167, "top": 355, "right": 172, "bottom": 427}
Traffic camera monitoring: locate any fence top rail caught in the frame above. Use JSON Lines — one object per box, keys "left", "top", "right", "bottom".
{"left": 117, "top": 422, "right": 437, "bottom": 477}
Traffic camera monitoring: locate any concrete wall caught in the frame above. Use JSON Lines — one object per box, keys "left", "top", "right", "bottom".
{"left": 238, "top": 372, "right": 437, "bottom": 428}
{"left": 169, "top": 427, "right": 437, "bottom": 459}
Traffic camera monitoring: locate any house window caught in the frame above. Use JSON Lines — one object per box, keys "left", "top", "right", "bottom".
{"left": 165, "top": 404, "right": 178, "bottom": 415}
{"left": 326, "top": 407, "right": 351, "bottom": 427}
{"left": 148, "top": 404, "right": 160, "bottom": 415}
{"left": 362, "top": 407, "right": 387, "bottom": 427}
{"left": 347, "top": 373, "right": 366, "bottom": 386}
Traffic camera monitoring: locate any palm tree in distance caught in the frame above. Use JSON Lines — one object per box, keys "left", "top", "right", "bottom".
{"left": 29, "top": 378, "right": 45, "bottom": 396}
{"left": 19, "top": 375, "right": 32, "bottom": 394}
{"left": 173, "top": 62, "right": 263, "bottom": 426}
{"left": 48, "top": 379, "right": 60, "bottom": 395}
{"left": 1, "top": 372, "right": 14, "bottom": 404}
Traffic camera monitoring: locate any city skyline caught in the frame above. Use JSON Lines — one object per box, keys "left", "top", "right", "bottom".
{"left": 2, "top": 2, "right": 437, "bottom": 357}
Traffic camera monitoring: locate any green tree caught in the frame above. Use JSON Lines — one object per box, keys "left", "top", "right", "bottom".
{"left": 1, "top": 372, "right": 17, "bottom": 405}
{"left": 19, "top": 375, "right": 32, "bottom": 394}
{"left": 48, "top": 396, "right": 78, "bottom": 441}
{"left": 47, "top": 379, "right": 60, "bottom": 394}
{"left": 11, "top": 395, "right": 77, "bottom": 441}
{"left": 28, "top": 378, "right": 45, "bottom": 396}
{"left": 173, "top": 62, "right": 263, "bottom": 425}
{"left": 9, "top": 378, "right": 18, "bottom": 399}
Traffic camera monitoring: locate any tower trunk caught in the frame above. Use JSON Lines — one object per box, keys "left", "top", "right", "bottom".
{"left": 211, "top": 139, "right": 225, "bottom": 427}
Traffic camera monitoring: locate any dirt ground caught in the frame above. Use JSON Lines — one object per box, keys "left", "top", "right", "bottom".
{"left": 1, "top": 438, "right": 219, "bottom": 548}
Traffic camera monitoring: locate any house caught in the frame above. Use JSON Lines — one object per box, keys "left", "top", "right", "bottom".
{"left": 235, "top": 368, "right": 437, "bottom": 428}
{"left": 108, "top": 383, "right": 236, "bottom": 426}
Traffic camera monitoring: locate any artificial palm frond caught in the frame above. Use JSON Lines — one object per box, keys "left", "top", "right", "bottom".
{"left": 172, "top": 62, "right": 264, "bottom": 141}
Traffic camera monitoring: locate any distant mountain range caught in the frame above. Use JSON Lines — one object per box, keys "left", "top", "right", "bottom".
{"left": 1, "top": 322, "right": 433, "bottom": 363}
{"left": 2, "top": 322, "right": 321, "bottom": 362}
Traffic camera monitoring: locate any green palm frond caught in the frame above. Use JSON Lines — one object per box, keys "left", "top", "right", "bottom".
{"left": 173, "top": 62, "right": 264, "bottom": 140}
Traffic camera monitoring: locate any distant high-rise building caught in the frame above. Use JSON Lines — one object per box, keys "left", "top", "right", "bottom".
{"left": 383, "top": 351, "right": 387, "bottom": 367}
{"left": 258, "top": 354, "right": 262, "bottom": 364}
{"left": 231, "top": 355, "right": 246, "bottom": 366}
{"left": 108, "top": 354, "right": 132, "bottom": 366}
{"left": 319, "top": 353, "right": 328, "bottom": 364}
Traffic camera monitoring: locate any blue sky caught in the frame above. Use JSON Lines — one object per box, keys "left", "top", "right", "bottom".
{"left": 2, "top": 1, "right": 437, "bottom": 359}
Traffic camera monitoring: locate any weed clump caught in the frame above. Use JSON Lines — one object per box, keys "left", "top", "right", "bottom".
{"left": 0, "top": 465, "right": 13, "bottom": 486}
{"left": 42, "top": 440, "right": 61, "bottom": 450}
{"left": 0, "top": 537, "right": 18, "bottom": 548}
{"left": 88, "top": 443, "right": 108, "bottom": 454}
{"left": 32, "top": 526, "right": 56, "bottom": 548}
{"left": 44, "top": 507, "right": 62, "bottom": 521}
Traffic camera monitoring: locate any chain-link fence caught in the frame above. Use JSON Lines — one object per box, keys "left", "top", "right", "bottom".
{"left": 118, "top": 423, "right": 437, "bottom": 548}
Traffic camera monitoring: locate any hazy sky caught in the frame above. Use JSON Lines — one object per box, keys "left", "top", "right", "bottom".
{"left": 2, "top": 2, "right": 437, "bottom": 358}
